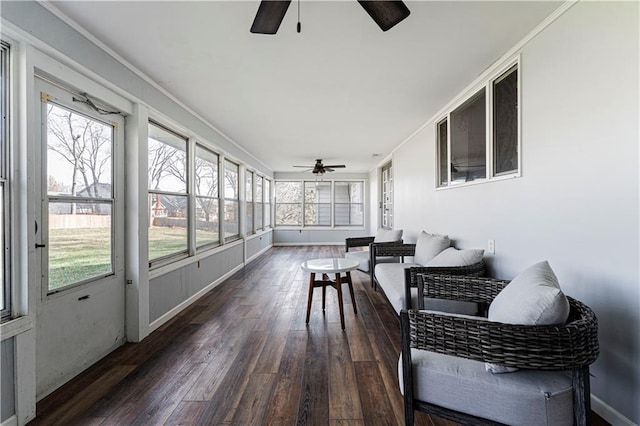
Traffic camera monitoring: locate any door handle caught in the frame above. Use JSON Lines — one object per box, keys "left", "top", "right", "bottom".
{"left": 35, "top": 243, "right": 46, "bottom": 248}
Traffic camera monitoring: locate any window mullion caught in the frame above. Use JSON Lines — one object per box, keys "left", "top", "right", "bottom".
{"left": 187, "top": 138, "right": 195, "bottom": 255}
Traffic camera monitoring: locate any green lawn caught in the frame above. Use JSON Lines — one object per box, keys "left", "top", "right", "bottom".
{"left": 48, "top": 226, "right": 219, "bottom": 290}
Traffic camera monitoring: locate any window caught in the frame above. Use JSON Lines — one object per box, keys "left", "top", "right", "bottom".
{"left": 148, "top": 122, "right": 188, "bottom": 263}
{"left": 275, "top": 180, "right": 365, "bottom": 228}
{"left": 255, "top": 175, "right": 263, "bottom": 231}
{"left": 264, "top": 179, "right": 271, "bottom": 228}
{"left": 493, "top": 65, "right": 518, "bottom": 176}
{"left": 1, "top": 41, "right": 9, "bottom": 318}
{"left": 437, "top": 61, "right": 520, "bottom": 187}
{"left": 304, "top": 181, "right": 331, "bottom": 226}
{"left": 195, "top": 145, "right": 219, "bottom": 248}
{"left": 45, "top": 102, "right": 116, "bottom": 291}
{"left": 335, "top": 181, "right": 364, "bottom": 226}
{"left": 223, "top": 159, "right": 239, "bottom": 240}
{"left": 275, "top": 181, "right": 302, "bottom": 226}
{"left": 246, "top": 170, "right": 254, "bottom": 235}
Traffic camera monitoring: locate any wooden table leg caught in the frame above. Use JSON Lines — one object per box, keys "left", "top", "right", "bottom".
{"left": 345, "top": 271, "right": 357, "bottom": 315}
{"left": 335, "top": 273, "right": 346, "bottom": 330}
{"left": 305, "top": 272, "right": 315, "bottom": 325}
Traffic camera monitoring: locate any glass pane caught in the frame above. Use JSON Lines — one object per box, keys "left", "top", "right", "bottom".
{"left": 276, "top": 203, "right": 302, "bottom": 226}
{"left": 450, "top": 89, "right": 486, "bottom": 183}
{"left": 0, "top": 185, "right": 4, "bottom": 310}
{"left": 195, "top": 145, "right": 218, "bottom": 198}
{"left": 246, "top": 201, "right": 254, "bottom": 234}
{"left": 196, "top": 196, "right": 219, "bottom": 248}
{"left": 437, "top": 119, "right": 448, "bottom": 186}
{"left": 335, "top": 182, "right": 363, "bottom": 226}
{"left": 224, "top": 160, "right": 239, "bottom": 199}
{"left": 335, "top": 204, "right": 364, "bottom": 226}
{"left": 224, "top": 200, "right": 239, "bottom": 239}
{"left": 494, "top": 66, "right": 518, "bottom": 175}
{"left": 275, "top": 181, "right": 302, "bottom": 225}
{"left": 256, "top": 202, "right": 263, "bottom": 230}
{"left": 148, "top": 123, "right": 187, "bottom": 193}
{"left": 264, "top": 180, "right": 271, "bottom": 228}
{"left": 148, "top": 193, "right": 188, "bottom": 260}
{"left": 255, "top": 176, "right": 264, "bottom": 229}
{"left": 47, "top": 103, "right": 112, "bottom": 198}
{"left": 246, "top": 172, "right": 253, "bottom": 202}
{"left": 304, "top": 182, "right": 331, "bottom": 226}
{"left": 48, "top": 202, "right": 113, "bottom": 291}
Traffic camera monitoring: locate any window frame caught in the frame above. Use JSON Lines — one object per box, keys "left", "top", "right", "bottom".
{"left": 334, "top": 181, "right": 364, "bottom": 227}
{"left": 274, "top": 179, "right": 366, "bottom": 229}
{"left": 194, "top": 143, "right": 220, "bottom": 251}
{"left": 436, "top": 57, "right": 521, "bottom": 189}
{"left": 1, "top": 41, "right": 10, "bottom": 319}
{"left": 246, "top": 169, "right": 254, "bottom": 235}
{"left": 223, "top": 158, "right": 240, "bottom": 242}
{"left": 255, "top": 175, "right": 263, "bottom": 231}
{"left": 147, "top": 120, "right": 190, "bottom": 267}
{"left": 264, "top": 178, "right": 271, "bottom": 229}
{"left": 43, "top": 95, "right": 119, "bottom": 295}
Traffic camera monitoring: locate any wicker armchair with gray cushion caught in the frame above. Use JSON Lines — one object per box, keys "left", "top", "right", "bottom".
{"left": 345, "top": 229, "right": 403, "bottom": 285}
{"left": 371, "top": 231, "right": 485, "bottom": 315}
{"left": 399, "top": 262, "right": 599, "bottom": 426}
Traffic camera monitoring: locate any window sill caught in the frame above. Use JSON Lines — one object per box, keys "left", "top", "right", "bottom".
{"left": 1, "top": 315, "right": 33, "bottom": 341}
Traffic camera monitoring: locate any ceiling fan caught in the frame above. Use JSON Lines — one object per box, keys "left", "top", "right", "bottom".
{"left": 250, "top": 0, "right": 410, "bottom": 34}
{"left": 294, "top": 159, "right": 346, "bottom": 175}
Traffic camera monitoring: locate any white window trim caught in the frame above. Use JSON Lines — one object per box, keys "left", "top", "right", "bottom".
{"left": 274, "top": 179, "right": 366, "bottom": 229}
{"left": 436, "top": 55, "right": 521, "bottom": 190}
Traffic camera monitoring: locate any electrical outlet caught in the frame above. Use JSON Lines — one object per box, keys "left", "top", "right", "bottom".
{"left": 488, "top": 239, "right": 495, "bottom": 254}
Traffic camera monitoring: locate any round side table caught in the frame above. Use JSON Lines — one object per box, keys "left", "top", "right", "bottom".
{"left": 301, "top": 258, "right": 359, "bottom": 330}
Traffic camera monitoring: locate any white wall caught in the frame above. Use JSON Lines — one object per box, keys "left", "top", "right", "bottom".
{"left": 393, "top": 2, "right": 639, "bottom": 423}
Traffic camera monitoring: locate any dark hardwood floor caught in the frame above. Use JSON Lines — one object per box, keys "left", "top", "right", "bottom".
{"left": 30, "top": 246, "right": 609, "bottom": 426}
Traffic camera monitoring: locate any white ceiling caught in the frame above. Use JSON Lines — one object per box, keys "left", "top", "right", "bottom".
{"left": 48, "top": 0, "right": 561, "bottom": 174}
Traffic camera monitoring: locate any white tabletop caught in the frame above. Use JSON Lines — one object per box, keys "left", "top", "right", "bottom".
{"left": 301, "top": 258, "right": 359, "bottom": 274}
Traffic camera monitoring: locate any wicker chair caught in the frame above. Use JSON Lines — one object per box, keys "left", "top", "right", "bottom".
{"left": 344, "top": 236, "right": 403, "bottom": 286}
{"left": 370, "top": 243, "right": 485, "bottom": 314}
{"left": 400, "top": 273, "right": 599, "bottom": 426}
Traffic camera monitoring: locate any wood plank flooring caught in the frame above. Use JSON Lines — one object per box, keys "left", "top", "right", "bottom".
{"left": 30, "top": 246, "right": 609, "bottom": 426}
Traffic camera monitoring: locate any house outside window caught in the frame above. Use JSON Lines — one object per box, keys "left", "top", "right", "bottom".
{"left": 437, "top": 59, "right": 520, "bottom": 188}
{"left": 335, "top": 181, "right": 364, "bottom": 226}
{"left": 275, "top": 180, "right": 365, "bottom": 227}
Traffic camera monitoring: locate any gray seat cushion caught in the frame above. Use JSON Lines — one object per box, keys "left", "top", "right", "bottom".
{"left": 374, "top": 263, "right": 477, "bottom": 315}
{"left": 398, "top": 349, "right": 574, "bottom": 426}
{"left": 345, "top": 251, "right": 398, "bottom": 273}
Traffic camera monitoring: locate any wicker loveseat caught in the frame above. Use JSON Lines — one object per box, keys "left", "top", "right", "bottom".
{"left": 371, "top": 241, "right": 485, "bottom": 315}
{"left": 399, "top": 271, "right": 599, "bottom": 426}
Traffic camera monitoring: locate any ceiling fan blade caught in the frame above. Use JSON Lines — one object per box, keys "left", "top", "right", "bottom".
{"left": 324, "top": 167, "right": 335, "bottom": 172}
{"left": 323, "top": 165, "right": 346, "bottom": 169}
{"left": 357, "top": 0, "right": 410, "bottom": 32}
{"left": 250, "top": 0, "right": 292, "bottom": 34}
{"left": 293, "top": 165, "right": 314, "bottom": 168}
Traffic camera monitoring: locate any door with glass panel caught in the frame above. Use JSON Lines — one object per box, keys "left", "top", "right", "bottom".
{"left": 381, "top": 162, "right": 393, "bottom": 229}
{"left": 35, "top": 78, "right": 125, "bottom": 396}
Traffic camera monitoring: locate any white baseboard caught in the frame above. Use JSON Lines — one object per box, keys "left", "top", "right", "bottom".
{"left": 273, "top": 242, "right": 344, "bottom": 246}
{"left": 592, "top": 395, "right": 637, "bottom": 426}
{"left": 148, "top": 263, "right": 244, "bottom": 332}
{"left": 1, "top": 415, "right": 17, "bottom": 426}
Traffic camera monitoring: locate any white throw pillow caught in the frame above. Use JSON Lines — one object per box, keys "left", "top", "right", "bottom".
{"left": 413, "top": 231, "right": 450, "bottom": 266}
{"left": 486, "top": 261, "right": 570, "bottom": 373}
{"left": 426, "top": 247, "right": 484, "bottom": 267}
{"left": 374, "top": 228, "right": 402, "bottom": 243}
